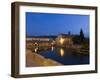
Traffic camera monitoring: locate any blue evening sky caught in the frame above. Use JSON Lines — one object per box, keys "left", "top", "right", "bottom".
{"left": 26, "top": 12, "right": 89, "bottom": 37}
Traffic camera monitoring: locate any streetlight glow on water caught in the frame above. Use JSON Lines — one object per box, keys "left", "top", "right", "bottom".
{"left": 60, "top": 48, "right": 64, "bottom": 57}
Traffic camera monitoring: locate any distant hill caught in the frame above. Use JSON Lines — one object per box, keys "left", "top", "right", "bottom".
{"left": 26, "top": 35, "right": 57, "bottom": 39}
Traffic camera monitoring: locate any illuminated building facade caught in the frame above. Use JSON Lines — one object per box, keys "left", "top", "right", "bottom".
{"left": 55, "top": 34, "right": 73, "bottom": 47}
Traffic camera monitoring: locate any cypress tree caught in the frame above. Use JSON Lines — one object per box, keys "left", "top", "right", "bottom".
{"left": 80, "top": 28, "right": 85, "bottom": 43}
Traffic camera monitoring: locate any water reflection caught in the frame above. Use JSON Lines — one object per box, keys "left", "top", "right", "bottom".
{"left": 50, "top": 46, "right": 65, "bottom": 56}
{"left": 60, "top": 48, "right": 64, "bottom": 57}
{"left": 51, "top": 46, "right": 55, "bottom": 51}
{"left": 34, "top": 46, "right": 65, "bottom": 57}
{"left": 34, "top": 46, "right": 89, "bottom": 65}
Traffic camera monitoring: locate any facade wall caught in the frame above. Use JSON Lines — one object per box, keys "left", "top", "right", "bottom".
{"left": 55, "top": 35, "right": 73, "bottom": 47}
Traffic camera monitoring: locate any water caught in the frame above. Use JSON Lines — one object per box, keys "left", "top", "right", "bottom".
{"left": 36, "top": 47, "right": 89, "bottom": 65}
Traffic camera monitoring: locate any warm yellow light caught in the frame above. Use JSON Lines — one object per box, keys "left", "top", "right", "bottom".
{"left": 60, "top": 48, "right": 64, "bottom": 56}
{"left": 34, "top": 48, "right": 38, "bottom": 52}
{"left": 60, "top": 38, "right": 64, "bottom": 45}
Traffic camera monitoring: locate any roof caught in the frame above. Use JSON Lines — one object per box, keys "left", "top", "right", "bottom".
{"left": 58, "top": 33, "right": 72, "bottom": 38}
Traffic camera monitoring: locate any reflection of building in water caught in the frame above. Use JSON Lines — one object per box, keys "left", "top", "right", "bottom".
{"left": 60, "top": 48, "right": 64, "bottom": 56}
{"left": 56, "top": 48, "right": 65, "bottom": 57}
{"left": 51, "top": 46, "right": 55, "bottom": 51}
{"left": 55, "top": 34, "right": 73, "bottom": 47}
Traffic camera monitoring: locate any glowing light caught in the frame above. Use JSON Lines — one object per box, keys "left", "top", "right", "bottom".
{"left": 60, "top": 48, "right": 64, "bottom": 56}
{"left": 51, "top": 46, "right": 54, "bottom": 51}
{"left": 34, "top": 42, "right": 38, "bottom": 45}
{"left": 34, "top": 48, "right": 38, "bottom": 52}
{"left": 60, "top": 38, "right": 64, "bottom": 45}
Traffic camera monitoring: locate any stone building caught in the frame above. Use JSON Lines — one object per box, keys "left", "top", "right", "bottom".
{"left": 26, "top": 37, "right": 54, "bottom": 48}
{"left": 55, "top": 34, "right": 73, "bottom": 47}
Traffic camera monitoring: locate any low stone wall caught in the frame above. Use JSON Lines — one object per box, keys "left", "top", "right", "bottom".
{"left": 26, "top": 49, "right": 62, "bottom": 67}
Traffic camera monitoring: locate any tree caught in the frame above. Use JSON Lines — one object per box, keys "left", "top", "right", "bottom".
{"left": 72, "top": 35, "right": 81, "bottom": 44}
{"left": 80, "top": 28, "right": 85, "bottom": 43}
